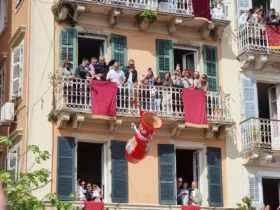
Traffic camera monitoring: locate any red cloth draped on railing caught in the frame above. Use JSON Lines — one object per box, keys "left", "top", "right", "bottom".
{"left": 84, "top": 201, "right": 104, "bottom": 210}
{"left": 91, "top": 80, "right": 118, "bottom": 120}
{"left": 192, "top": 0, "right": 211, "bottom": 20}
{"left": 182, "top": 205, "right": 200, "bottom": 210}
{"left": 266, "top": 25, "right": 280, "bottom": 49}
{"left": 182, "top": 89, "right": 208, "bottom": 128}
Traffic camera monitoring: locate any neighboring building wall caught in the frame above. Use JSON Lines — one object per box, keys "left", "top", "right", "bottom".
{"left": 26, "top": 0, "right": 55, "bottom": 199}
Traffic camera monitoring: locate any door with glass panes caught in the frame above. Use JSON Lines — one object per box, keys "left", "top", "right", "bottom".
{"left": 268, "top": 85, "right": 280, "bottom": 150}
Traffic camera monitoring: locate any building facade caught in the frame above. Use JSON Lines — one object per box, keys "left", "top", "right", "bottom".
{"left": 0, "top": 0, "right": 279, "bottom": 209}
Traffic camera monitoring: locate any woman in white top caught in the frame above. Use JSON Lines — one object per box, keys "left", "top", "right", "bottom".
{"left": 190, "top": 181, "right": 202, "bottom": 206}
{"left": 92, "top": 184, "right": 102, "bottom": 202}
{"left": 58, "top": 59, "right": 74, "bottom": 79}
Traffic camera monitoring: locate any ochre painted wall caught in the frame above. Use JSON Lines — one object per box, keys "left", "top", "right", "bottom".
{"left": 51, "top": 126, "right": 227, "bottom": 205}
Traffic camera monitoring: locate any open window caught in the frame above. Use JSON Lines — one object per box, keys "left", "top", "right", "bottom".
{"left": 176, "top": 149, "right": 201, "bottom": 189}
{"left": 173, "top": 47, "right": 199, "bottom": 75}
{"left": 78, "top": 35, "right": 106, "bottom": 64}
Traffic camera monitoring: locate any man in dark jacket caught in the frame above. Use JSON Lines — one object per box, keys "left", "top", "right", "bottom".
{"left": 75, "top": 58, "right": 90, "bottom": 79}
{"left": 94, "top": 56, "right": 116, "bottom": 81}
{"left": 266, "top": 8, "right": 279, "bottom": 25}
{"left": 122, "top": 59, "right": 138, "bottom": 84}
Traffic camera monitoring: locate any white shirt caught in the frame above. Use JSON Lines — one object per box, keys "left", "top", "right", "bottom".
{"left": 107, "top": 69, "right": 126, "bottom": 86}
{"left": 92, "top": 189, "right": 101, "bottom": 202}
{"left": 127, "top": 72, "right": 133, "bottom": 84}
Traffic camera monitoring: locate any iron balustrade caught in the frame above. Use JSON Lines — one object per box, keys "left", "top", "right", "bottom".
{"left": 61, "top": 0, "right": 229, "bottom": 19}
{"left": 237, "top": 23, "right": 280, "bottom": 56}
{"left": 55, "top": 78, "right": 233, "bottom": 123}
{"left": 240, "top": 117, "right": 280, "bottom": 153}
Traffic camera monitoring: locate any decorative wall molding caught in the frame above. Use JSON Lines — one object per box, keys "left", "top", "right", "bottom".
{"left": 211, "top": 25, "right": 224, "bottom": 41}
{"left": 108, "top": 8, "right": 122, "bottom": 27}
{"left": 75, "top": 26, "right": 112, "bottom": 36}
{"left": 8, "top": 26, "right": 26, "bottom": 48}
{"left": 73, "top": 4, "right": 86, "bottom": 22}
{"left": 169, "top": 38, "right": 202, "bottom": 48}
{"left": 72, "top": 113, "right": 85, "bottom": 129}
{"left": 109, "top": 118, "right": 123, "bottom": 131}
{"left": 170, "top": 140, "right": 205, "bottom": 149}
{"left": 58, "top": 7, "right": 69, "bottom": 21}
{"left": 57, "top": 112, "right": 70, "bottom": 128}
{"left": 199, "top": 22, "right": 214, "bottom": 40}
{"left": 254, "top": 55, "right": 268, "bottom": 70}
{"left": 170, "top": 122, "right": 185, "bottom": 136}
{"left": 168, "top": 17, "right": 183, "bottom": 35}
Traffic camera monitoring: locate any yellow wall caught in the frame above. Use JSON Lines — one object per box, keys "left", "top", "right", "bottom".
{"left": 52, "top": 126, "right": 227, "bottom": 205}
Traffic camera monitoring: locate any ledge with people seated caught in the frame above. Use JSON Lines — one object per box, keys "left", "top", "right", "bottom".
{"left": 237, "top": 8, "right": 280, "bottom": 69}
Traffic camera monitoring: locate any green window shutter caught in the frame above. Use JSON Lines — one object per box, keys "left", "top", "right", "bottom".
{"left": 111, "top": 34, "right": 127, "bottom": 70}
{"left": 158, "top": 144, "right": 176, "bottom": 205}
{"left": 156, "top": 39, "right": 173, "bottom": 79}
{"left": 203, "top": 45, "right": 218, "bottom": 91}
{"left": 57, "top": 136, "right": 76, "bottom": 201}
{"left": 60, "top": 29, "right": 77, "bottom": 71}
{"left": 207, "top": 147, "right": 223, "bottom": 207}
{"left": 111, "top": 140, "right": 128, "bottom": 203}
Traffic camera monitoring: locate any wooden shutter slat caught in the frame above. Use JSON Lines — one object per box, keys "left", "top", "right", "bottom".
{"left": 111, "top": 34, "right": 127, "bottom": 70}
{"left": 158, "top": 144, "right": 175, "bottom": 205}
{"left": 111, "top": 140, "right": 128, "bottom": 203}
{"left": 242, "top": 77, "right": 259, "bottom": 120}
{"left": 57, "top": 136, "right": 75, "bottom": 201}
{"left": 156, "top": 39, "right": 173, "bottom": 79}
{"left": 60, "top": 29, "right": 77, "bottom": 71}
{"left": 207, "top": 147, "right": 223, "bottom": 207}
{"left": 203, "top": 45, "right": 218, "bottom": 92}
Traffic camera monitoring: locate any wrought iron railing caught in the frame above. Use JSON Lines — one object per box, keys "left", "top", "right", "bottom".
{"left": 240, "top": 117, "right": 280, "bottom": 153}
{"left": 237, "top": 23, "right": 280, "bottom": 56}
{"left": 55, "top": 78, "right": 233, "bottom": 123}
{"left": 61, "top": 0, "right": 229, "bottom": 19}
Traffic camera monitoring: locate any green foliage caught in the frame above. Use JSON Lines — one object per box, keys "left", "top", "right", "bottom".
{"left": 0, "top": 137, "right": 75, "bottom": 210}
{"left": 135, "top": 9, "right": 158, "bottom": 24}
{"left": 236, "top": 197, "right": 256, "bottom": 210}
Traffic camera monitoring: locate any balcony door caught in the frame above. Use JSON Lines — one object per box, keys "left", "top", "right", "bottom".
{"left": 268, "top": 85, "right": 280, "bottom": 150}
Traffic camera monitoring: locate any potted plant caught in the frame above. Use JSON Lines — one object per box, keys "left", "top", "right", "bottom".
{"left": 251, "top": 126, "right": 260, "bottom": 148}
{"left": 135, "top": 9, "right": 157, "bottom": 31}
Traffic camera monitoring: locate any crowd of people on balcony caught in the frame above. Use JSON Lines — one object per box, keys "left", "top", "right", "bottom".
{"left": 58, "top": 57, "right": 209, "bottom": 111}
{"left": 58, "top": 57, "right": 208, "bottom": 91}
{"left": 239, "top": 7, "right": 280, "bottom": 26}
{"left": 177, "top": 178, "right": 202, "bottom": 206}
{"left": 77, "top": 179, "right": 102, "bottom": 202}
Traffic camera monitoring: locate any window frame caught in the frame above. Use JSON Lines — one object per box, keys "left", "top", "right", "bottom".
{"left": 0, "top": 0, "right": 8, "bottom": 36}
{"left": 10, "top": 40, "right": 24, "bottom": 101}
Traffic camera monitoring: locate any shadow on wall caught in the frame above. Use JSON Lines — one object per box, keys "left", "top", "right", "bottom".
{"left": 221, "top": 24, "right": 237, "bottom": 60}
{"left": 226, "top": 125, "right": 241, "bottom": 160}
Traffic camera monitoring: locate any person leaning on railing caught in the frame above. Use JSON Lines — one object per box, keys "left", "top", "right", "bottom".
{"left": 194, "top": 74, "right": 208, "bottom": 95}
{"left": 58, "top": 59, "right": 75, "bottom": 79}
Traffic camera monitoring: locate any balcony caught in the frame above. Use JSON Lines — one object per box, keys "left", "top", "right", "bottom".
{"left": 55, "top": 78, "right": 233, "bottom": 138}
{"left": 57, "top": 0, "right": 229, "bottom": 39}
{"left": 237, "top": 23, "right": 280, "bottom": 70}
{"left": 240, "top": 118, "right": 280, "bottom": 165}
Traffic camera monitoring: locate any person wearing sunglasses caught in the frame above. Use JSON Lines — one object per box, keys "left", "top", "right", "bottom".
{"left": 195, "top": 74, "right": 208, "bottom": 94}
{"left": 177, "top": 177, "right": 183, "bottom": 205}
{"left": 58, "top": 59, "right": 74, "bottom": 79}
